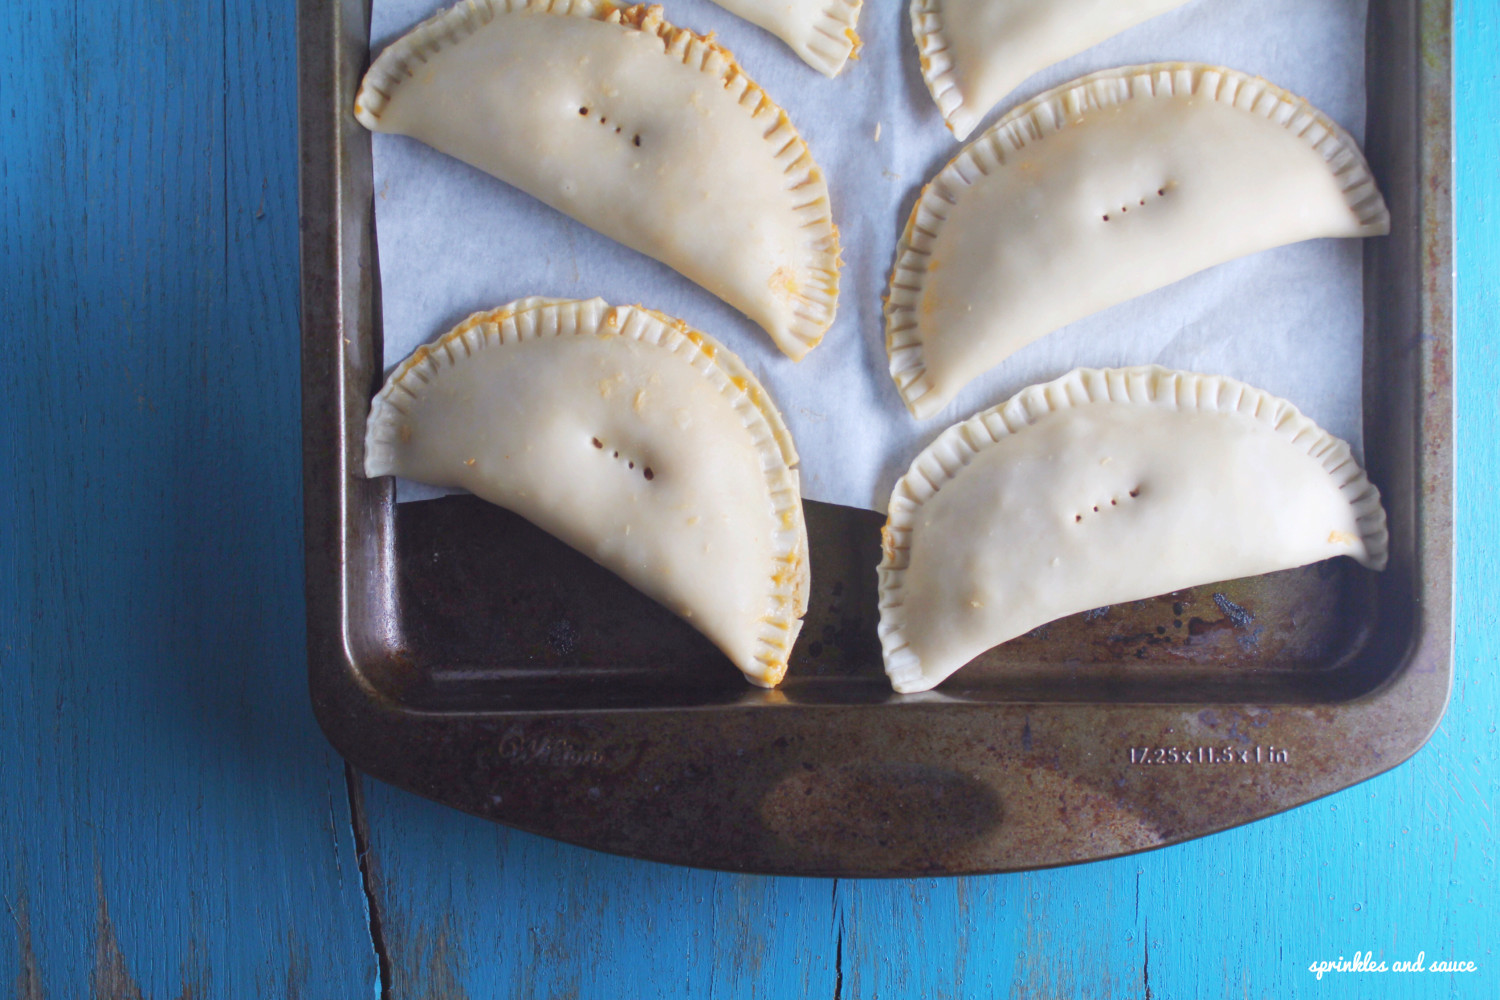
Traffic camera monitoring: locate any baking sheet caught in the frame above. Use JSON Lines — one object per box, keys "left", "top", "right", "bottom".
{"left": 369, "top": 0, "right": 1370, "bottom": 511}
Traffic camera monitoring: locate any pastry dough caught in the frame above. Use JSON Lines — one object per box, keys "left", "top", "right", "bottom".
{"left": 877, "top": 367, "right": 1388, "bottom": 694}
{"left": 356, "top": 2, "right": 841, "bottom": 360}
{"left": 911, "top": 0, "right": 1190, "bottom": 139}
{"left": 887, "top": 64, "right": 1390, "bottom": 419}
{"left": 365, "top": 297, "right": 810, "bottom": 687}
{"left": 709, "top": 0, "right": 863, "bottom": 77}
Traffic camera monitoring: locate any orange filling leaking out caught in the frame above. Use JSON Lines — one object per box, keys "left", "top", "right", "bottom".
{"left": 769, "top": 265, "right": 800, "bottom": 303}
{"left": 608, "top": 4, "right": 738, "bottom": 70}
{"left": 684, "top": 328, "right": 717, "bottom": 358}
{"left": 846, "top": 28, "right": 863, "bottom": 61}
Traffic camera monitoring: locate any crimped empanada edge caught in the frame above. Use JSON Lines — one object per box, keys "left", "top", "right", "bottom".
{"left": 785, "top": 0, "right": 865, "bottom": 77}
{"left": 885, "top": 62, "right": 1393, "bottom": 420}
{"left": 875, "top": 365, "right": 1390, "bottom": 693}
{"left": 353, "top": 0, "right": 842, "bottom": 360}
{"left": 364, "top": 297, "right": 810, "bottom": 686}
{"left": 909, "top": 0, "right": 978, "bottom": 139}
{"left": 354, "top": 0, "right": 601, "bottom": 127}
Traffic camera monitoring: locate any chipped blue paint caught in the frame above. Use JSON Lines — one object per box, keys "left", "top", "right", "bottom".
{"left": 4, "top": 0, "right": 1495, "bottom": 997}
{"left": 0, "top": 1, "right": 374, "bottom": 995}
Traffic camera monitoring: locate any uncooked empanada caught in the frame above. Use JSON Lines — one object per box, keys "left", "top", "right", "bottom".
{"left": 365, "top": 297, "right": 810, "bottom": 687}
{"left": 356, "top": 2, "right": 840, "bottom": 361}
{"left": 911, "top": 0, "right": 1190, "bottom": 139}
{"left": 887, "top": 64, "right": 1390, "bottom": 419}
{"left": 709, "top": 0, "right": 863, "bottom": 77}
{"left": 877, "top": 367, "right": 1388, "bottom": 694}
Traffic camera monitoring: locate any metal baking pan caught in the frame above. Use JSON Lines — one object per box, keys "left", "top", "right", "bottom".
{"left": 298, "top": 0, "right": 1453, "bottom": 875}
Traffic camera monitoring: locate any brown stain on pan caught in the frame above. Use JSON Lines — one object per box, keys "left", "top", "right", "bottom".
{"left": 760, "top": 762, "right": 1001, "bottom": 867}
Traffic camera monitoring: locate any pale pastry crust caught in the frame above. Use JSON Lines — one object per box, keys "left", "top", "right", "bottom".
{"left": 886, "top": 64, "right": 1391, "bottom": 419}
{"left": 708, "top": 0, "right": 863, "bottom": 77}
{"left": 356, "top": 2, "right": 840, "bottom": 360}
{"left": 877, "top": 366, "right": 1389, "bottom": 694}
{"left": 365, "top": 297, "right": 811, "bottom": 687}
{"left": 911, "top": 0, "right": 1190, "bottom": 139}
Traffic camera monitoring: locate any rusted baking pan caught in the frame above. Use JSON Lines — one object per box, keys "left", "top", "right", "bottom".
{"left": 298, "top": 0, "right": 1452, "bottom": 875}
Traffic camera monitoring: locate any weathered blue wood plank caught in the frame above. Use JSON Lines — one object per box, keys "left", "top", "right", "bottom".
{"left": 0, "top": 0, "right": 376, "bottom": 995}
{"left": 358, "top": 778, "right": 839, "bottom": 998}
{"left": 357, "top": 0, "right": 1496, "bottom": 996}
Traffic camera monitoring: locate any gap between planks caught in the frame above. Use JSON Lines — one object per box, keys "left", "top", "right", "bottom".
{"left": 346, "top": 764, "right": 394, "bottom": 1000}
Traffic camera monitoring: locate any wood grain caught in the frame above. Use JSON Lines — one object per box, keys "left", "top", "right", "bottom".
{"left": 0, "top": 1, "right": 375, "bottom": 995}
{"left": 3, "top": 0, "right": 1495, "bottom": 995}
{"left": 358, "top": 779, "right": 839, "bottom": 998}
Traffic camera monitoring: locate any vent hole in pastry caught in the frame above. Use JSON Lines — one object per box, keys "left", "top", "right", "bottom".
{"left": 579, "top": 107, "right": 589, "bottom": 115}
{"left": 633, "top": 134, "right": 642, "bottom": 147}
{"left": 1076, "top": 488, "right": 1142, "bottom": 524}
{"left": 1106, "top": 189, "right": 1168, "bottom": 223}
{"left": 593, "top": 437, "right": 654, "bottom": 480}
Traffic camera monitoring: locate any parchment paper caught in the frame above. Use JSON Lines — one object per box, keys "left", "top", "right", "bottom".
{"left": 370, "top": 0, "right": 1370, "bottom": 511}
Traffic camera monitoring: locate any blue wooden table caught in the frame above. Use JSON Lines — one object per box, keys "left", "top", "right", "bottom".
{"left": 2, "top": 1, "right": 1493, "bottom": 996}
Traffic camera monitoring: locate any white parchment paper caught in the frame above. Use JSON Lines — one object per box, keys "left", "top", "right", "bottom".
{"left": 370, "top": 0, "right": 1370, "bottom": 511}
